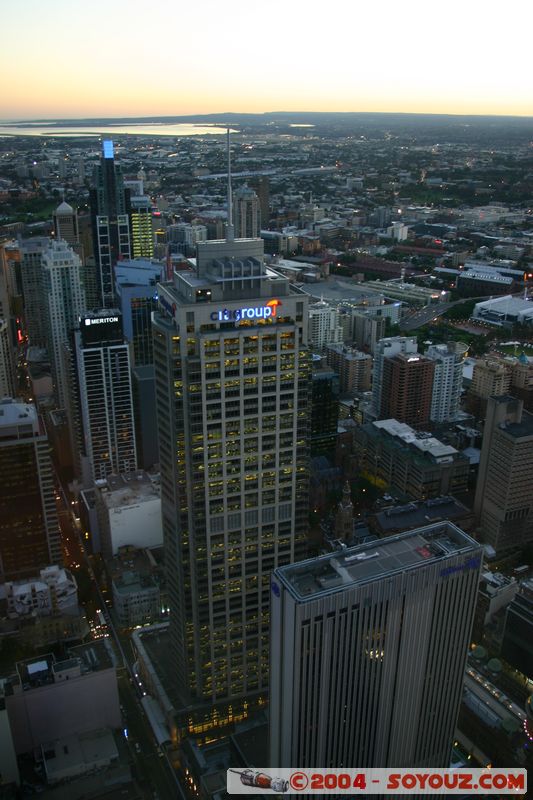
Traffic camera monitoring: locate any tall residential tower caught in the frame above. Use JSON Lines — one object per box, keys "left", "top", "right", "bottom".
{"left": 69, "top": 311, "right": 137, "bottom": 484}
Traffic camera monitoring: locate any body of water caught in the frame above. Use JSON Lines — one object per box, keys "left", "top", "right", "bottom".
{"left": 0, "top": 122, "right": 233, "bottom": 138}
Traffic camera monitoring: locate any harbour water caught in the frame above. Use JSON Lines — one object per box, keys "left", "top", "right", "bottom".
{"left": 0, "top": 122, "right": 232, "bottom": 138}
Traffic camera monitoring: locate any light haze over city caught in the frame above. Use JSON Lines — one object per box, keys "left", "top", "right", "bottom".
{"left": 2, "top": 0, "right": 533, "bottom": 119}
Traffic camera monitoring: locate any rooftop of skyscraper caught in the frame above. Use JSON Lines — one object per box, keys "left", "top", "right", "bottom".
{"left": 274, "top": 521, "right": 480, "bottom": 600}
{"left": 0, "top": 398, "right": 41, "bottom": 436}
{"left": 495, "top": 406, "right": 533, "bottom": 438}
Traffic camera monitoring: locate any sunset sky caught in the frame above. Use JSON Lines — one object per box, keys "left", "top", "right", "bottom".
{"left": 2, "top": 0, "right": 532, "bottom": 120}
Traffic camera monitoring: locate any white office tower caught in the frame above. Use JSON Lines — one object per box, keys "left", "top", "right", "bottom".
{"left": 72, "top": 311, "right": 137, "bottom": 484}
{"left": 270, "top": 522, "right": 482, "bottom": 769}
{"left": 372, "top": 336, "right": 418, "bottom": 417}
{"left": 152, "top": 134, "right": 311, "bottom": 733}
{"left": 41, "top": 240, "right": 86, "bottom": 408}
{"left": 308, "top": 300, "right": 343, "bottom": 351}
{"left": 426, "top": 342, "right": 467, "bottom": 423}
{"left": 233, "top": 184, "right": 261, "bottom": 238}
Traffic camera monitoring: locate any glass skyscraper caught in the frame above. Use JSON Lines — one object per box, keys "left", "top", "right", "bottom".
{"left": 90, "top": 141, "right": 132, "bottom": 307}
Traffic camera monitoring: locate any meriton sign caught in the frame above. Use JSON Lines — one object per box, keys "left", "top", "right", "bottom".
{"left": 210, "top": 298, "right": 282, "bottom": 322}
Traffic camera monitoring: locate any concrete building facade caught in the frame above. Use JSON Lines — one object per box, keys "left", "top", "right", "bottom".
{"left": 372, "top": 336, "right": 418, "bottom": 419}
{"left": 153, "top": 221, "right": 310, "bottom": 729}
{"left": 354, "top": 419, "right": 470, "bottom": 501}
{"left": 95, "top": 472, "right": 162, "bottom": 558}
{"left": 0, "top": 399, "right": 61, "bottom": 581}
{"left": 270, "top": 522, "right": 482, "bottom": 768}
{"left": 380, "top": 352, "right": 435, "bottom": 429}
{"left": 474, "top": 396, "right": 533, "bottom": 555}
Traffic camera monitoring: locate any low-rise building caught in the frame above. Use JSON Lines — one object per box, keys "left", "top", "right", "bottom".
{"left": 472, "top": 570, "right": 519, "bottom": 641}
{"left": 42, "top": 728, "right": 119, "bottom": 784}
{"left": 95, "top": 471, "right": 163, "bottom": 558}
{"left": 472, "top": 295, "right": 533, "bottom": 327}
{"left": 354, "top": 419, "right": 470, "bottom": 501}
{"left": 110, "top": 547, "right": 164, "bottom": 628}
{"left": 4, "top": 565, "right": 78, "bottom": 617}
{"left": 356, "top": 279, "right": 449, "bottom": 306}
{"left": 3, "top": 641, "right": 121, "bottom": 755}
{"left": 370, "top": 496, "right": 474, "bottom": 537}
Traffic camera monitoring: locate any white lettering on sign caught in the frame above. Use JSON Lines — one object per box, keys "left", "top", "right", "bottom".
{"left": 85, "top": 317, "right": 119, "bottom": 326}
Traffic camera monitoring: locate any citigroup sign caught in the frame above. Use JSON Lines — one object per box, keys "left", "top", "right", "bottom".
{"left": 210, "top": 298, "right": 282, "bottom": 322}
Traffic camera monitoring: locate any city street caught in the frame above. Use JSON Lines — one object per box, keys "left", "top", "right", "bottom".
{"left": 54, "top": 474, "right": 184, "bottom": 800}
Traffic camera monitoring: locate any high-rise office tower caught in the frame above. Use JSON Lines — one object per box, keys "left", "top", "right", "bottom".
{"left": 233, "top": 185, "right": 260, "bottom": 238}
{"left": 0, "top": 318, "right": 16, "bottom": 399}
{"left": 153, "top": 134, "right": 310, "bottom": 732}
{"left": 380, "top": 352, "right": 435, "bottom": 429}
{"left": 466, "top": 357, "right": 512, "bottom": 417}
{"left": 115, "top": 258, "right": 163, "bottom": 470}
{"left": 19, "top": 237, "right": 50, "bottom": 347}
{"left": 75, "top": 157, "right": 85, "bottom": 186}
{"left": 0, "top": 249, "right": 16, "bottom": 399}
{"left": 311, "top": 359, "right": 339, "bottom": 458}
{"left": 474, "top": 395, "right": 533, "bottom": 556}
{"left": 426, "top": 342, "right": 466, "bottom": 423}
{"left": 57, "top": 156, "right": 68, "bottom": 180}
{"left": 114, "top": 259, "right": 162, "bottom": 368}
{"left": 41, "top": 240, "right": 86, "bottom": 409}
{"left": 130, "top": 195, "right": 154, "bottom": 259}
{"left": 270, "top": 521, "right": 482, "bottom": 768}
{"left": 0, "top": 398, "right": 61, "bottom": 581}
{"left": 372, "top": 336, "right": 418, "bottom": 418}
{"left": 89, "top": 140, "right": 132, "bottom": 307}
{"left": 70, "top": 311, "right": 137, "bottom": 484}
{"left": 53, "top": 201, "right": 79, "bottom": 247}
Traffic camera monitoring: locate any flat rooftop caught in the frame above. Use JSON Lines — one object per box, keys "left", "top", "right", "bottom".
{"left": 0, "top": 399, "right": 39, "bottom": 433}
{"left": 275, "top": 522, "right": 480, "bottom": 601}
{"left": 70, "top": 640, "right": 115, "bottom": 672}
{"left": 99, "top": 471, "right": 160, "bottom": 508}
{"left": 373, "top": 419, "right": 458, "bottom": 459}
{"left": 43, "top": 728, "right": 118, "bottom": 781}
{"left": 501, "top": 409, "right": 533, "bottom": 439}
{"left": 374, "top": 496, "right": 471, "bottom": 532}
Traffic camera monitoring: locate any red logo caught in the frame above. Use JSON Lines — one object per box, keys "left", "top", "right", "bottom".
{"left": 266, "top": 299, "right": 282, "bottom": 317}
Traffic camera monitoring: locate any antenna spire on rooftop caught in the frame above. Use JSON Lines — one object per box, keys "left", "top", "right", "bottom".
{"left": 226, "top": 128, "right": 234, "bottom": 241}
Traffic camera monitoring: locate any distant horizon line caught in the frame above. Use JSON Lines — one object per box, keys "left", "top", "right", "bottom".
{"left": 2, "top": 109, "right": 533, "bottom": 124}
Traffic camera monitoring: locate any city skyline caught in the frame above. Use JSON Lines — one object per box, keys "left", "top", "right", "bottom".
{"left": 0, "top": 82, "right": 532, "bottom": 795}
{"left": 2, "top": 0, "right": 533, "bottom": 120}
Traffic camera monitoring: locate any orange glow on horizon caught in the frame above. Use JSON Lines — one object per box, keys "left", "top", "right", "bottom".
{"left": 1, "top": 0, "right": 532, "bottom": 121}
